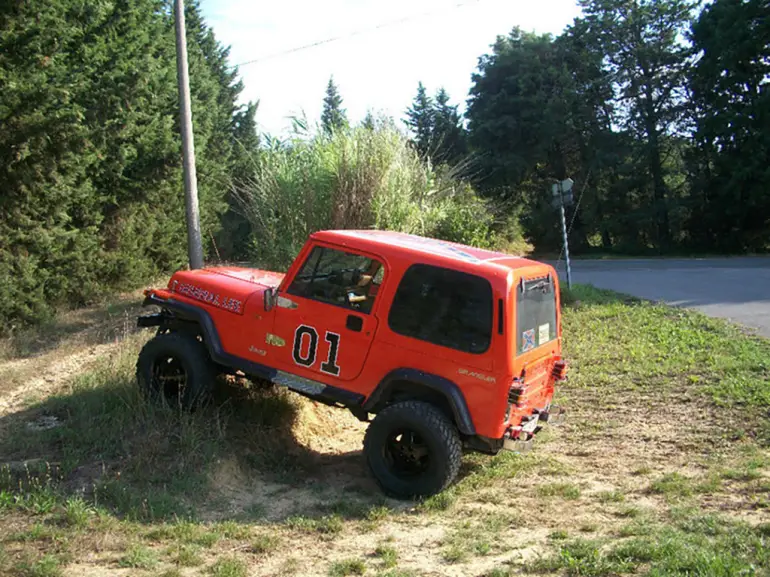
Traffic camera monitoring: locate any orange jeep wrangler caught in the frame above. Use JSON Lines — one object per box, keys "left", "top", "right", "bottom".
{"left": 137, "top": 230, "right": 567, "bottom": 498}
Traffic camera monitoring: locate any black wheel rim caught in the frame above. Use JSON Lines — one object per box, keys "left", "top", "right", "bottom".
{"left": 383, "top": 428, "right": 430, "bottom": 478}
{"left": 150, "top": 355, "right": 188, "bottom": 405}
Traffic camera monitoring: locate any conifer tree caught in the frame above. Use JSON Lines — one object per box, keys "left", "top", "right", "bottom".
{"left": 405, "top": 82, "right": 435, "bottom": 157}
{"left": 432, "top": 88, "right": 467, "bottom": 165}
{"left": 0, "top": 0, "right": 258, "bottom": 329}
{"left": 321, "top": 76, "right": 348, "bottom": 135}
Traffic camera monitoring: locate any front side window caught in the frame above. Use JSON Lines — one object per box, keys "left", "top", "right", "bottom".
{"left": 287, "top": 246, "right": 384, "bottom": 313}
{"left": 388, "top": 264, "right": 492, "bottom": 354}
{"left": 516, "top": 275, "right": 557, "bottom": 354}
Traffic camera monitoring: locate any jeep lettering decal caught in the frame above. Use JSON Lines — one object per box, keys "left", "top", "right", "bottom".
{"left": 458, "top": 368, "right": 496, "bottom": 383}
{"left": 176, "top": 282, "right": 242, "bottom": 313}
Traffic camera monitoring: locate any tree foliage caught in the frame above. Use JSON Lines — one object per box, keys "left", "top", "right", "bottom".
{"left": 688, "top": 0, "right": 770, "bottom": 251}
{"left": 466, "top": 0, "right": 767, "bottom": 254}
{"left": 0, "top": 0, "right": 256, "bottom": 329}
{"left": 405, "top": 82, "right": 467, "bottom": 166}
{"left": 405, "top": 82, "right": 435, "bottom": 158}
{"left": 432, "top": 88, "right": 468, "bottom": 166}
{"left": 578, "top": 0, "right": 695, "bottom": 248}
{"left": 321, "top": 76, "right": 348, "bottom": 135}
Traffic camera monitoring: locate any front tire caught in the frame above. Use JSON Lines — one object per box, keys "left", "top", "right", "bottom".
{"left": 136, "top": 332, "right": 214, "bottom": 408}
{"left": 363, "top": 401, "right": 462, "bottom": 499}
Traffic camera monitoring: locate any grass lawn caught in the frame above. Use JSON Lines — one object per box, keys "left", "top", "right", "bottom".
{"left": 0, "top": 285, "right": 767, "bottom": 576}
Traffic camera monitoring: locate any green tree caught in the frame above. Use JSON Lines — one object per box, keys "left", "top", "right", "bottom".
{"left": 0, "top": 0, "right": 256, "bottom": 329}
{"left": 550, "top": 19, "right": 635, "bottom": 253}
{"left": 405, "top": 82, "right": 435, "bottom": 158}
{"left": 362, "top": 110, "right": 376, "bottom": 130}
{"left": 0, "top": 0, "right": 102, "bottom": 325}
{"left": 466, "top": 30, "right": 574, "bottom": 197}
{"left": 321, "top": 76, "right": 347, "bottom": 135}
{"left": 432, "top": 88, "right": 467, "bottom": 166}
{"left": 217, "top": 100, "right": 260, "bottom": 260}
{"left": 578, "top": 0, "right": 695, "bottom": 249}
{"left": 688, "top": 0, "right": 770, "bottom": 251}
{"left": 466, "top": 24, "right": 648, "bottom": 253}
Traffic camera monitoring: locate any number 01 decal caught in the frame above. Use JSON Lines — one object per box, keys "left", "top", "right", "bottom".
{"left": 292, "top": 325, "right": 341, "bottom": 376}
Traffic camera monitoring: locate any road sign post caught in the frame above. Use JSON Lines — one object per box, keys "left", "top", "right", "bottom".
{"left": 552, "top": 178, "right": 574, "bottom": 289}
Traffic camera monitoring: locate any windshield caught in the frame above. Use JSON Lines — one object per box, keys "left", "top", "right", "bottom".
{"left": 516, "top": 275, "right": 557, "bottom": 354}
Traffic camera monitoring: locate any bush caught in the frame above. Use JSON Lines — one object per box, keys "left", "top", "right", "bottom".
{"left": 233, "top": 123, "right": 524, "bottom": 269}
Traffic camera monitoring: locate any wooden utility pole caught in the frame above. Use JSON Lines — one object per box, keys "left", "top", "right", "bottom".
{"left": 174, "top": 0, "right": 204, "bottom": 269}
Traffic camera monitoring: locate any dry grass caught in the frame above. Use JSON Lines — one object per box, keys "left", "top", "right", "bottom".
{"left": 0, "top": 286, "right": 152, "bottom": 415}
{"left": 0, "top": 285, "right": 768, "bottom": 576}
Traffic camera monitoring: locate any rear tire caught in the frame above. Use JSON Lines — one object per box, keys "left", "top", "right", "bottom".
{"left": 363, "top": 401, "right": 461, "bottom": 499}
{"left": 136, "top": 332, "right": 214, "bottom": 409}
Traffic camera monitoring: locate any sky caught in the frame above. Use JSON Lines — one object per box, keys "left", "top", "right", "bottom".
{"left": 200, "top": 0, "right": 583, "bottom": 137}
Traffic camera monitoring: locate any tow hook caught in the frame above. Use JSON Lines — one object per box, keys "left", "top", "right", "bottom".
{"left": 503, "top": 429, "right": 534, "bottom": 453}
{"left": 538, "top": 405, "right": 566, "bottom": 426}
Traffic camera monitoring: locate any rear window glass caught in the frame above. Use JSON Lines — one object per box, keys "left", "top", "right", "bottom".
{"left": 516, "top": 275, "right": 557, "bottom": 354}
{"left": 388, "top": 264, "right": 492, "bottom": 354}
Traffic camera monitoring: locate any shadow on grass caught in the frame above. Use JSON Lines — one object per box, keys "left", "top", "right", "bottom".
{"left": 0, "top": 363, "right": 385, "bottom": 523}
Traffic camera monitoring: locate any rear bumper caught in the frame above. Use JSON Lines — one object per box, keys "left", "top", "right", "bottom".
{"left": 503, "top": 436, "right": 534, "bottom": 453}
{"left": 501, "top": 404, "right": 566, "bottom": 453}
{"left": 538, "top": 405, "right": 566, "bottom": 425}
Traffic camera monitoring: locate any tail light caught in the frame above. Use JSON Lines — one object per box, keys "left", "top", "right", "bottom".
{"left": 504, "top": 378, "right": 524, "bottom": 423}
{"left": 508, "top": 383, "right": 524, "bottom": 406}
{"left": 552, "top": 360, "right": 568, "bottom": 381}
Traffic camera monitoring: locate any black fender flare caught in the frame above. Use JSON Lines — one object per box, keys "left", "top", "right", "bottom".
{"left": 143, "top": 294, "right": 225, "bottom": 360}
{"left": 363, "top": 368, "right": 476, "bottom": 436}
{"left": 140, "top": 294, "right": 364, "bottom": 408}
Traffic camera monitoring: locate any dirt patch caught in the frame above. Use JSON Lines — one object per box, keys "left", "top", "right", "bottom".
{"left": 291, "top": 398, "right": 368, "bottom": 455}
{"left": 63, "top": 565, "right": 133, "bottom": 577}
{"left": 0, "top": 288, "right": 150, "bottom": 415}
{"left": 201, "top": 400, "right": 372, "bottom": 523}
{"left": 0, "top": 342, "right": 120, "bottom": 442}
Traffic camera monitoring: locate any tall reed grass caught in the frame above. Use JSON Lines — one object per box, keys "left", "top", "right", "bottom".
{"left": 232, "top": 124, "right": 525, "bottom": 269}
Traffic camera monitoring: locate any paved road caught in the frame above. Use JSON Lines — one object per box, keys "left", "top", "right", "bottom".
{"left": 552, "top": 257, "right": 770, "bottom": 338}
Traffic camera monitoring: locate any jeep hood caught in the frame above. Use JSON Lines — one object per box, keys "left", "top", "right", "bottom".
{"left": 205, "top": 266, "right": 285, "bottom": 287}
{"left": 164, "top": 266, "right": 284, "bottom": 315}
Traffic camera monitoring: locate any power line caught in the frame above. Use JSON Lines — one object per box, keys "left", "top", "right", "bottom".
{"left": 231, "top": 0, "right": 482, "bottom": 69}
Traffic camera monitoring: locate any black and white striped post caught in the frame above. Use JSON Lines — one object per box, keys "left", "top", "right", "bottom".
{"left": 552, "top": 178, "right": 574, "bottom": 289}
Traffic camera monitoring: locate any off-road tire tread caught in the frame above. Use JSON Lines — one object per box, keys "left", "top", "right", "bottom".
{"left": 363, "top": 400, "right": 462, "bottom": 499}
{"left": 136, "top": 332, "right": 215, "bottom": 408}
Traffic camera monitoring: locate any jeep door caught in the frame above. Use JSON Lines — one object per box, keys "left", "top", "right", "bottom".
{"left": 266, "top": 243, "right": 386, "bottom": 382}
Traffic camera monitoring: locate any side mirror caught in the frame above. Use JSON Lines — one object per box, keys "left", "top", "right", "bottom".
{"left": 264, "top": 287, "right": 277, "bottom": 311}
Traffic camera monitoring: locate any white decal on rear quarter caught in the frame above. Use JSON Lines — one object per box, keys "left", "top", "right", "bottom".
{"left": 538, "top": 323, "right": 550, "bottom": 345}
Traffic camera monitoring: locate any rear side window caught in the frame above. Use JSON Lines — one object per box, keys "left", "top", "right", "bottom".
{"left": 516, "top": 275, "right": 557, "bottom": 354}
{"left": 388, "top": 264, "right": 492, "bottom": 354}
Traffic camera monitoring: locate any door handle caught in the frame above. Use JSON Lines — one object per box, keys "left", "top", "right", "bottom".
{"left": 346, "top": 315, "right": 363, "bottom": 332}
